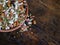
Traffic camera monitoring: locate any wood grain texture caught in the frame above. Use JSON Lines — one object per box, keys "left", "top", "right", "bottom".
{"left": 0, "top": 0, "right": 60, "bottom": 45}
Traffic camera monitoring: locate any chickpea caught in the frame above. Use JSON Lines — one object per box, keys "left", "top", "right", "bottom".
{"left": 18, "top": 0, "right": 23, "bottom": 2}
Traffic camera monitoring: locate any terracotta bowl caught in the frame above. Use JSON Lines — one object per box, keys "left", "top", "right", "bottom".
{"left": 0, "top": 1, "right": 28, "bottom": 32}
